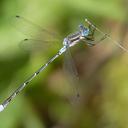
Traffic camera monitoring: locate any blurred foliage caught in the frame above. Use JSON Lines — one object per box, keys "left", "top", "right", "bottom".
{"left": 0, "top": 0, "right": 128, "bottom": 128}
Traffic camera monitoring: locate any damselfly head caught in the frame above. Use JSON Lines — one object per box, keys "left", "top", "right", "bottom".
{"left": 79, "top": 24, "right": 89, "bottom": 37}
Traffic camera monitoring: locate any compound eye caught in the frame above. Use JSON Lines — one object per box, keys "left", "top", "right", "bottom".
{"left": 82, "top": 28, "right": 89, "bottom": 37}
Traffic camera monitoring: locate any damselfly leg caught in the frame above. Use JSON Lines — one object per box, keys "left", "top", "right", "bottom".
{"left": 85, "top": 18, "right": 128, "bottom": 53}
{"left": 82, "top": 23, "right": 107, "bottom": 47}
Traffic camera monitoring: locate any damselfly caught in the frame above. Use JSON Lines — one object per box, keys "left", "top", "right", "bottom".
{"left": 0, "top": 16, "right": 127, "bottom": 112}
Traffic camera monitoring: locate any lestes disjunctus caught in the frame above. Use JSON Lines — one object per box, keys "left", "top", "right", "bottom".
{"left": 0, "top": 16, "right": 127, "bottom": 112}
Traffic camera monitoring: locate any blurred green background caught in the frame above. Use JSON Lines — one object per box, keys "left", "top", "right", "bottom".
{"left": 0, "top": 0, "right": 128, "bottom": 128}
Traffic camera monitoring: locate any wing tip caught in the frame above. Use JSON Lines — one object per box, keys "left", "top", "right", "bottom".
{"left": 24, "top": 38, "right": 28, "bottom": 41}
{"left": 15, "top": 15, "right": 20, "bottom": 18}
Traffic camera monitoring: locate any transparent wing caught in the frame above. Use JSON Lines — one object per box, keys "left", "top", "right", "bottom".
{"left": 19, "top": 38, "right": 61, "bottom": 53}
{"left": 11, "top": 15, "right": 62, "bottom": 42}
{"left": 11, "top": 15, "right": 63, "bottom": 52}
{"left": 63, "top": 46, "right": 80, "bottom": 103}
{"left": 84, "top": 18, "right": 128, "bottom": 52}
